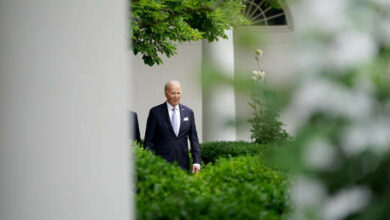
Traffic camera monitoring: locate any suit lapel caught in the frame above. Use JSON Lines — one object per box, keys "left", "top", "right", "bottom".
{"left": 178, "top": 104, "right": 185, "bottom": 137}
{"left": 162, "top": 102, "right": 176, "bottom": 136}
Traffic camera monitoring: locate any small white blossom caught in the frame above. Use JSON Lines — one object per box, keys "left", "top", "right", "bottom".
{"left": 259, "top": 70, "right": 265, "bottom": 79}
{"left": 255, "top": 49, "right": 263, "bottom": 56}
{"left": 252, "top": 70, "right": 265, "bottom": 81}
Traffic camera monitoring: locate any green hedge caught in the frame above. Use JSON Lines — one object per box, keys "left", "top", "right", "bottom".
{"left": 200, "top": 141, "right": 271, "bottom": 164}
{"left": 135, "top": 146, "right": 289, "bottom": 220}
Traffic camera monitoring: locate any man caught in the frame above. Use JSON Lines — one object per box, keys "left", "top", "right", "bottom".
{"left": 144, "top": 80, "right": 201, "bottom": 173}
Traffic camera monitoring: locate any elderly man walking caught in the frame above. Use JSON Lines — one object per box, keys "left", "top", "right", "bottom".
{"left": 144, "top": 80, "right": 201, "bottom": 173}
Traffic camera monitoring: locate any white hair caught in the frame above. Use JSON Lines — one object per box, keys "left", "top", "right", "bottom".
{"left": 164, "top": 80, "right": 181, "bottom": 92}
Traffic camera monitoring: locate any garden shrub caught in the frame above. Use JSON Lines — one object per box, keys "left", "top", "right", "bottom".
{"left": 200, "top": 141, "right": 270, "bottom": 164}
{"left": 249, "top": 97, "right": 289, "bottom": 145}
{"left": 198, "top": 156, "right": 290, "bottom": 219}
{"left": 135, "top": 145, "right": 290, "bottom": 220}
{"left": 135, "top": 146, "right": 202, "bottom": 219}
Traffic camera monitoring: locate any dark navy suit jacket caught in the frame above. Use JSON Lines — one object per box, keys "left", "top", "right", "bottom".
{"left": 144, "top": 102, "right": 201, "bottom": 170}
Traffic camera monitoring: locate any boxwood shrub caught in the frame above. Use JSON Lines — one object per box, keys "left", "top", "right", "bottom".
{"left": 135, "top": 145, "right": 290, "bottom": 220}
{"left": 200, "top": 141, "right": 271, "bottom": 164}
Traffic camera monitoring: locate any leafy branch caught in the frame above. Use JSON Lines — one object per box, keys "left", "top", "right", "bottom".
{"left": 130, "top": 0, "right": 248, "bottom": 66}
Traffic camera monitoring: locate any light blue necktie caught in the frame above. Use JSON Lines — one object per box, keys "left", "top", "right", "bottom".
{"left": 171, "top": 107, "right": 179, "bottom": 136}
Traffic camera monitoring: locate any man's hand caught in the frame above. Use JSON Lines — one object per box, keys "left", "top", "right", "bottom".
{"left": 192, "top": 164, "right": 200, "bottom": 174}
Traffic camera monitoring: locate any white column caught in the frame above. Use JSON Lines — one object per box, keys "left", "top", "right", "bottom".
{"left": 202, "top": 29, "right": 237, "bottom": 142}
{"left": 0, "top": 1, "right": 132, "bottom": 220}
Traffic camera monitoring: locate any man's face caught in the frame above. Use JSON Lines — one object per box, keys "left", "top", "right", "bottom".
{"left": 165, "top": 83, "right": 182, "bottom": 107}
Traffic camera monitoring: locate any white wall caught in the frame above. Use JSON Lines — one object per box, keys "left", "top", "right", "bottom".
{"left": 0, "top": 1, "right": 132, "bottom": 220}
{"left": 131, "top": 42, "right": 203, "bottom": 141}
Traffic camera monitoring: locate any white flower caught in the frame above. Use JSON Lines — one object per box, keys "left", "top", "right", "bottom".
{"left": 259, "top": 70, "right": 265, "bottom": 79}
{"left": 304, "top": 138, "right": 337, "bottom": 170}
{"left": 341, "top": 118, "right": 390, "bottom": 156}
{"left": 291, "top": 177, "right": 326, "bottom": 209}
{"left": 322, "top": 187, "right": 371, "bottom": 220}
{"left": 330, "top": 30, "right": 377, "bottom": 70}
{"left": 252, "top": 70, "right": 266, "bottom": 80}
{"left": 289, "top": 79, "right": 372, "bottom": 122}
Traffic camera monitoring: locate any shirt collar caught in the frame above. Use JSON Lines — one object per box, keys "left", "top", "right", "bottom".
{"left": 166, "top": 102, "right": 179, "bottom": 111}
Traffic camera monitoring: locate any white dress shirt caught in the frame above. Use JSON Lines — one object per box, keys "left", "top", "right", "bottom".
{"left": 167, "top": 102, "right": 180, "bottom": 135}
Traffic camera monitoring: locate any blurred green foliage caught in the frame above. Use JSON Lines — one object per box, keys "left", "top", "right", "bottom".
{"left": 135, "top": 143, "right": 290, "bottom": 219}
{"left": 277, "top": 47, "right": 390, "bottom": 219}
{"left": 274, "top": 0, "right": 390, "bottom": 219}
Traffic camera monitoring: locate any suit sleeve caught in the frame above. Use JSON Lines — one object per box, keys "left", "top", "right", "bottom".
{"left": 133, "top": 112, "right": 141, "bottom": 143}
{"left": 144, "top": 109, "right": 156, "bottom": 150}
{"left": 189, "top": 110, "right": 201, "bottom": 164}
